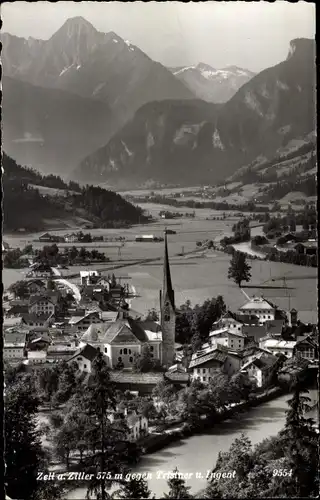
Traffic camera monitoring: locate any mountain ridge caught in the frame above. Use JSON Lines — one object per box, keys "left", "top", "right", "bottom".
{"left": 1, "top": 17, "right": 195, "bottom": 124}
{"left": 74, "top": 38, "right": 315, "bottom": 188}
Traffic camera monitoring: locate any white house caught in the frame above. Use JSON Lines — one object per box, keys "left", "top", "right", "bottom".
{"left": 68, "top": 344, "right": 99, "bottom": 373}
{"left": 240, "top": 353, "right": 279, "bottom": 388}
{"left": 64, "top": 233, "right": 78, "bottom": 243}
{"left": 209, "top": 327, "right": 246, "bottom": 351}
{"left": 127, "top": 412, "right": 149, "bottom": 441}
{"left": 28, "top": 350, "right": 47, "bottom": 365}
{"left": 259, "top": 338, "right": 296, "bottom": 358}
{"left": 29, "top": 293, "right": 59, "bottom": 315}
{"left": 109, "top": 409, "right": 149, "bottom": 441}
{"left": 80, "top": 270, "right": 100, "bottom": 286}
{"left": 4, "top": 330, "right": 27, "bottom": 361}
{"left": 238, "top": 297, "right": 276, "bottom": 324}
{"left": 212, "top": 312, "right": 244, "bottom": 334}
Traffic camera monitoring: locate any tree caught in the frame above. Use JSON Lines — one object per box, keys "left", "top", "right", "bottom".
{"left": 116, "top": 477, "right": 152, "bottom": 499}
{"left": 191, "top": 332, "right": 202, "bottom": 353}
{"left": 277, "top": 382, "right": 318, "bottom": 497}
{"left": 82, "top": 353, "right": 139, "bottom": 500}
{"left": 23, "top": 244, "right": 34, "bottom": 254}
{"left": 47, "top": 278, "right": 56, "bottom": 291}
{"left": 228, "top": 251, "right": 251, "bottom": 287}
{"left": 8, "top": 280, "right": 30, "bottom": 299}
{"left": 5, "top": 373, "right": 64, "bottom": 500}
{"left": 133, "top": 344, "right": 160, "bottom": 373}
{"left": 163, "top": 468, "right": 193, "bottom": 498}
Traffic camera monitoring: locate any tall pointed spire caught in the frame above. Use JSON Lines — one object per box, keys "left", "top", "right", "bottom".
{"left": 162, "top": 230, "right": 175, "bottom": 309}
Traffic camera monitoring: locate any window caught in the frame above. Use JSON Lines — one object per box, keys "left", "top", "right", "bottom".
{"left": 150, "top": 346, "right": 154, "bottom": 352}
{"left": 197, "top": 368, "right": 200, "bottom": 374}
{"left": 129, "top": 349, "right": 131, "bottom": 354}
{"left": 120, "top": 349, "right": 123, "bottom": 355}
{"left": 124, "top": 348, "right": 127, "bottom": 355}
{"left": 129, "top": 357, "right": 133, "bottom": 363}
{"left": 202, "top": 368, "right": 206, "bottom": 373}
{"left": 203, "top": 376, "right": 206, "bottom": 382}
{"left": 164, "top": 313, "right": 170, "bottom": 322}
{"left": 104, "top": 347, "right": 108, "bottom": 353}
{"left": 118, "top": 356, "right": 122, "bottom": 362}
{"left": 84, "top": 364, "right": 87, "bottom": 368}
{"left": 77, "top": 357, "right": 82, "bottom": 361}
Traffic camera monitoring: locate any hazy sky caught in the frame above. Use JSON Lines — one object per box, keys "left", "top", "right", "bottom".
{"left": 1, "top": 1, "right": 315, "bottom": 71}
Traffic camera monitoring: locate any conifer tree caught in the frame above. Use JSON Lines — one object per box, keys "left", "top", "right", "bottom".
{"left": 117, "top": 477, "right": 152, "bottom": 499}
{"left": 163, "top": 468, "right": 193, "bottom": 499}
{"left": 277, "top": 381, "right": 318, "bottom": 497}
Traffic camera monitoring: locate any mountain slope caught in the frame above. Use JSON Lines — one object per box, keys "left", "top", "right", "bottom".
{"left": 170, "top": 63, "right": 255, "bottom": 103}
{"left": 75, "top": 99, "right": 221, "bottom": 187}
{"left": 2, "top": 76, "right": 119, "bottom": 175}
{"left": 75, "top": 38, "right": 315, "bottom": 187}
{"left": 1, "top": 17, "right": 195, "bottom": 123}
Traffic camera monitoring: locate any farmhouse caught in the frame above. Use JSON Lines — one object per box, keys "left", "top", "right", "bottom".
{"left": 259, "top": 338, "right": 296, "bottom": 358}
{"left": 188, "top": 342, "right": 243, "bottom": 382}
{"left": 80, "top": 270, "right": 101, "bottom": 286}
{"left": 39, "top": 232, "right": 53, "bottom": 242}
{"left": 4, "top": 331, "right": 27, "bottom": 361}
{"left": 238, "top": 296, "right": 276, "bottom": 324}
{"left": 29, "top": 292, "right": 59, "bottom": 315}
{"left": 293, "top": 335, "right": 318, "bottom": 361}
{"left": 212, "top": 311, "right": 244, "bottom": 333}
{"left": 68, "top": 311, "right": 102, "bottom": 332}
{"left": 240, "top": 353, "right": 279, "bottom": 388}
{"left": 208, "top": 327, "right": 246, "bottom": 350}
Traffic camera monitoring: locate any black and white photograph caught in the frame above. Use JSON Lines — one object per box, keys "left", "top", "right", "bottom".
{"left": 1, "top": 1, "right": 318, "bottom": 499}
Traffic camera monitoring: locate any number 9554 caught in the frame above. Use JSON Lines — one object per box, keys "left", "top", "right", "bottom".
{"left": 273, "top": 469, "right": 292, "bottom": 477}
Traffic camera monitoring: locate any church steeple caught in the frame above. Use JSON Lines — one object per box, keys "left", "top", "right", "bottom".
{"left": 162, "top": 230, "right": 175, "bottom": 309}
{"left": 160, "top": 230, "right": 176, "bottom": 368}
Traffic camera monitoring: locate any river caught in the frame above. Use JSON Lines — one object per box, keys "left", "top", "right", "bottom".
{"left": 66, "top": 393, "right": 294, "bottom": 499}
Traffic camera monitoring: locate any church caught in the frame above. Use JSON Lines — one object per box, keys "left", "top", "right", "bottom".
{"left": 75, "top": 231, "right": 176, "bottom": 370}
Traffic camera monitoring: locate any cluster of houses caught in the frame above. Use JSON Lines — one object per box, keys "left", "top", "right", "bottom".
{"left": 188, "top": 298, "right": 318, "bottom": 388}
{"left": 3, "top": 234, "right": 318, "bottom": 439}
{"left": 38, "top": 232, "right": 104, "bottom": 243}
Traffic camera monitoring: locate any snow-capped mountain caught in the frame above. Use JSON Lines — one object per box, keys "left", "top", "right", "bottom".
{"left": 1, "top": 17, "right": 195, "bottom": 123}
{"left": 170, "top": 63, "right": 256, "bottom": 103}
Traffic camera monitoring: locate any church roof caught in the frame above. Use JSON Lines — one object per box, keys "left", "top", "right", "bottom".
{"left": 80, "top": 317, "right": 152, "bottom": 345}
{"left": 162, "top": 231, "right": 175, "bottom": 309}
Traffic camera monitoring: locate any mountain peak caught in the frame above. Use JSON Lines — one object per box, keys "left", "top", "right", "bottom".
{"left": 52, "top": 16, "right": 98, "bottom": 40}
{"left": 196, "top": 62, "right": 216, "bottom": 72}
{"left": 287, "top": 38, "right": 315, "bottom": 61}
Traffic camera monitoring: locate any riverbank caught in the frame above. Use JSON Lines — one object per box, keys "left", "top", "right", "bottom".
{"left": 140, "top": 386, "right": 285, "bottom": 454}
{"left": 66, "top": 392, "right": 295, "bottom": 499}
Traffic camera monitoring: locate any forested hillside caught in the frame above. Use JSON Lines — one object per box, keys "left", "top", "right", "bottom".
{"left": 3, "top": 153, "right": 148, "bottom": 232}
